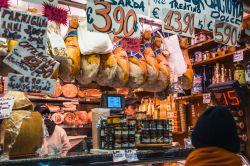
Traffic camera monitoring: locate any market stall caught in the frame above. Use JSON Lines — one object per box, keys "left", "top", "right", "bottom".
{"left": 0, "top": 0, "right": 250, "bottom": 165}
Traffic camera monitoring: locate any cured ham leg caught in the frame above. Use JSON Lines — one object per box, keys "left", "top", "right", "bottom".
{"left": 180, "top": 49, "right": 194, "bottom": 90}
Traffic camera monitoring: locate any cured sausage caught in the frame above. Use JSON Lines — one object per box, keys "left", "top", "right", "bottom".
{"left": 50, "top": 81, "right": 62, "bottom": 97}
{"left": 51, "top": 113, "right": 64, "bottom": 124}
{"left": 62, "top": 84, "right": 78, "bottom": 98}
{"left": 63, "top": 112, "right": 76, "bottom": 125}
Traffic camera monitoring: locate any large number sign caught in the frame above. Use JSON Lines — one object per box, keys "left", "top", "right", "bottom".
{"left": 87, "top": 0, "right": 144, "bottom": 38}
{"left": 3, "top": 41, "right": 59, "bottom": 78}
{"left": 213, "top": 20, "right": 241, "bottom": 46}
{"left": 0, "top": 8, "right": 48, "bottom": 47}
{"left": 162, "top": 9, "right": 195, "bottom": 38}
{"left": 150, "top": 0, "right": 243, "bottom": 27}
{"left": 8, "top": 73, "right": 56, "bottom": 95}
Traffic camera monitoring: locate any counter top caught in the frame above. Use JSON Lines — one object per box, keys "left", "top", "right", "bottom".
{"left": 0, "top": 148, "right": 193, "bottom": 166}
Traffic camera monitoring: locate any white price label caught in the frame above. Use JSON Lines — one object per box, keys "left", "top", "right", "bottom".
{"left": 203, "top": 93, "right": 211, "bottom": 104}
{"left": 113, "top": 150, "right": 126, "bottom": 163}
{"left": 0, "top": 97, "right": 15, "bottom": 119}
{"left": 125, "top": 149, "right": 139, "bottom": 162}
{"left": 233, "top": 50, "right": 244, "bottom": 62}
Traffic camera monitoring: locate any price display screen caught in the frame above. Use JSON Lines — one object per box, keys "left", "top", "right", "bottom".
{"left": 107, "top": 96, "right": 122, "bottom": 108}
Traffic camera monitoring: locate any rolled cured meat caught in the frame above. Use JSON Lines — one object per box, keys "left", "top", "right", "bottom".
{"left": 111, "top": 38, "right": 130, "bottom": 88}
{"left": 61, "top": 107, "right": 77, "bottom": 112}
{"left": 75, "top": 111, "right": 88, "bottom": 124}
{"left": 84, "top": 89, "right": 101, "bottom": 98}
{"left": 49, "top": 81, "right": 62, "bottom": 97}
{"left": 76, "top": 54, "right": 100, "bottom": 85}
{"left": 63, "top": 102, "right": 78, "bottom": 108}
{"left": 78, "top": 89, "right": 86, "bottom": 98}
{"left": 47, "top": 105, "right": 60, "bottom": 113}
{"left": 140, "top": 30, "right": 160, "bottom": 91}
{"left": 63, "top": 112, "right": 76, "bottom": 125}
{"left": 62, "top": 84, "right": 78, "bottom": 98}
{"left": 87, "top": 111, "right": 92, "bottom": 123}
{"left": 96, "top": 53, "right": 118, "bottom": 86}
{"left": 51, "top": 113, "right": 64, "bottom": 124}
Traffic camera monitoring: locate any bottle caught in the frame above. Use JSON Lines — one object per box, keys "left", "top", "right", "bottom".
{"left": 228, "top": 69, "right": 233, "bottom": 81}
{"left": 234, "top": 62, "right": 246, "bottom": 85}
{"left": 245, "top": 61, "right": 250, "bottom": 86}
{"left": 221, "top": 64, "right": 225, "bottom": 82}
{"left": 239, "top": 134, "right": 248, "bottom": 142}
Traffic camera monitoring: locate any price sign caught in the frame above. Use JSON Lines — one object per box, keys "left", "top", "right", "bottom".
{"left": 125, "top": 149, "right": 139, "bottom": 162}
{"left": 233, "top": 50, "right": 244, "bottom": 62}
{"left": 87, "top": 0, "right": 140, "bottom": 38}
{"left": 3, "top": 41, "right": 59, "bottom": 78}
{"left": 150, "top": 0, "right": 165, "bottom": 19}
{"left": 113, "top": 150, "right": 126, "bottom": 162}
{"left": 203, "top": 93, "right": 211, "bottom": 104}
{"left": 23, "top": 0, "right": 58, "bottom": 5}
{"left": 8, "top": 73, "right": 56, "bottom": 95}
{"left": 0, "top": 8, "right": 48, "bottom": 46}
{"left": 214, "top": 20, "right": 241, "bottom": 46}
{"left": 0, "top": 97, "right": 15, "bottom": 119}
{"left": 162, "top": 9, "right": 195, "bottom": 38}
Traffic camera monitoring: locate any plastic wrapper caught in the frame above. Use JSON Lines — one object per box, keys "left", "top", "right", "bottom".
{"left": 77, "top": 19, "right": 113, "bottom": 55}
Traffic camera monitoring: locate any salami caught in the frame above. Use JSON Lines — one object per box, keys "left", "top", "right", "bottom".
{"left": 50, "top": 81, "right": 62, "bottom": 97}
{"left": 87, "top": 111, "right": 92, "bottom": 123}
{"left": 62, "top": 84, "right": 78, "bottom": 98}
{"left": 51, "top": 113, "right": 64, "bottom": 124}
{"left": 63, "top": 112, "right": 76, "bottom": 125}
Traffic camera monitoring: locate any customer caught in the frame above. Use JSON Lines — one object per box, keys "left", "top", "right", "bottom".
{"left": 125, "top": 97, "right": 141, "bottom": 117}
{"left": 35, "top": 105, "right": 71, "bottom": 156}
{"left": 185, "top": 106, "right": 242, "bottom": 166}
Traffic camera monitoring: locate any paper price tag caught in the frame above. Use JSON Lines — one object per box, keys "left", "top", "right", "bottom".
{"left": 125, "top": 149, "right": 139, "bottom": 162}
{"left": 113, "top": 150, "right": 126, "bottom": 163}
{"left": 203, "top": 93, "right": 211, "bottom": 104}
{"left": 233, "top": 50, "right": 244, "bottom": 62}
{"left": 0, "top": 96, "right": 15, "bottom": 119}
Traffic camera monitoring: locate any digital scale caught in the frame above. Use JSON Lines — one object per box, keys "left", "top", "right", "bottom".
{"left": 100, "top": 94, "right": 125, "bottom": 115}
{"left": 208, "top": 80, "right": 249, "bottom": 153}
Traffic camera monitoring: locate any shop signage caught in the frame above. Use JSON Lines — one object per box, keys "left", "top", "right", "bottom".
{"left": 87, "top": 0, "right": 141, "bottom": 38}
{"left": 203, "top": 93, "right": 211, "bottom": 104}
{"left": 3, "top": 40, "right": 60, "bottom": 79}
{"left": 113, "top": 150, "right": 126, "bottom": 162}
{"left": 125, "top": 149, "right": 139, "bottom": 162}
{"left": 43, "top": 3, "right": 68, "bottom": 25}
{"left": 150, "top": 0, "right": 243, "bottom": 27}
{"left": 23, "top": 0, "right": 58, "bottom": 5}
{"left": 233, "top": 50, "right": 244, "bottom": 62}
{"left": 0, "top": 0, "right": 9, "bottom": 9}
{"left": 213, "top": 20, "right": 241, "bottom": 46}
{"left": 7, "top": 73, "right": 56, "bottom": 95}
{"left": 121, "top": 37, "right": 141, "bottom": 53}
{"left": 0, "top": 8, "right": 48, "bottom": 46}
{"left": 0, "top": 96, "right": 15, "bottom": 119}
{"left": 162, "top": 8, "right": 195, "bottom": 38}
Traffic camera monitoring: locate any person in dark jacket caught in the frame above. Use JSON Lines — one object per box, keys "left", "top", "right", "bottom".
{"left": 185, "top": 106, "right": 242, "bottom": 166}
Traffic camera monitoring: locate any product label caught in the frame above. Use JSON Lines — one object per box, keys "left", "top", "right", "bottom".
{"left": 203, "top": 93, "right": 211, "bottom": 104}
{"left": 234, "top": 70, "right": 246, "bottom": 84}
{"left": 125, "top": 149, "right": 139, "bottom": 162}
{"left": 0, "top": 97, "right": 15, "bottom": 119}
{"left": 113, "top": 150, "right": 126, "bottom": 162}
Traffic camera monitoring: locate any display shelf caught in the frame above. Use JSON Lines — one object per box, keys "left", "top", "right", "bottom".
{"left": 28, "top": 96, "right": 100, "bottom": 105}
{"left": 175, "top": 94, "right": 203, "bottom": 101}
{"left": 59, "top": 124, "right": 91, "bottom": 129}
{"left": 187, "top": 39, "right": 215, "bottom": 51}
{"left": 192, "top": 48, "right": 249, "bottom": 67}
{"left": 136, "top": 143, "right": 172, "bottom": 150}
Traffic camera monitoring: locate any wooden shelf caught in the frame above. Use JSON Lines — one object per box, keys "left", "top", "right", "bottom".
{"left": 28, "top": 96, "right": 100, "bottom": 105}
{"left": 187, "top": 39, "right": 215, "bottom": 51}
{"left": 59, "top": 124, "right": 92, "bottom": 129}
{"left": 192, "top": 48, "right": 249, "bottom": 67}
{"left": 175, "top": 94, "right": 203, "bottom": 101}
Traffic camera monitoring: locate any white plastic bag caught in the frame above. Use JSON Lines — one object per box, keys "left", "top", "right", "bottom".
{"left": 164, "top": 35, "right": 187, "bottom": 76}
{"left": 77, "top": 18, "right": 113, "bottom": 55}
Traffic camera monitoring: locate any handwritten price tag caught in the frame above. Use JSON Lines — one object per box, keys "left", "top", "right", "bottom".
{"left": 0, "top": 97, "right": 15, "bottom": 119}
{"left": 121, "top": 37, "right": 141, "bottom": 52}
{"left": 87, "top": 1, "right": 140, "bottom": 38}
{"left": 203, "top": 93, "right": 211, "bottom": 104}
{"left": 214, "top": 20, "right": 241, "bottom": 46}
{"left": 0, "top": 8, "right": 48, "bottom": 46}
{"left": 233, "top": 50, "right": 244, "bottom": 62}
{"left": 3, "top": 41, "right": 59, "bottom": 78}
{"left": 7, "top": 73, "right": 56, "bottom": 95}
{"left": 162, "top": 9, "right": 195, "bottom": 38}
{"left": 113, "top": 150, "right": 126, "bottom": 162}
{"left": 125, "top": 149, "right": 139, "bottom": 162}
